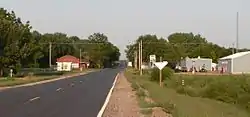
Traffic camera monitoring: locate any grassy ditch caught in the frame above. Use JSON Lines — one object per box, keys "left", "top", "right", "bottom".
{"left": 125, "top": 68, "right": 250, "bottom": 117}
{"left": 165, "top": 74, "right": 250, "bottom": 113}
{"left": 0, "top": 69, "right": 97, "bottom": 87}
{"left": 126, "top": 69, "right": 174, "bottom": 117}
{"left": 0, "top": 76, "right": 57, "bottom": 87}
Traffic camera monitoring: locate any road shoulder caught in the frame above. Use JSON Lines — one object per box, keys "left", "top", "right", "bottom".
{"left": 102, "top": 72, "right": 142, "bottom": 117}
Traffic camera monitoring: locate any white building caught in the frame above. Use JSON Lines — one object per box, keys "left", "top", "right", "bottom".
{"left": 56, "top": 55, "right": 80, "bottom": 71}
{"left": 179, "top": 56, "right": 212, "bottom": 71}
{"left": 56, "top": 62, "right": 72, "bottom": 71}
{"left": 218, "top": 51, "right": 250, "bottom": 74}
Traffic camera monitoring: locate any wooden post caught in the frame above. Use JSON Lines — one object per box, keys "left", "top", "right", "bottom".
{"left": 138, "top": 42, "right": 140, "bottom": 71}
{"left": 49, "top": 42, "right": 52, "bottom": 68}
{"left": 80, "top": 49, "right": 82, "bottom": 71}
{"left": 160, "top": 56, "right": 162, "bottom": 87}
{"left": 134, "top": 51, "right": 138, "bottom": 69}
{"left": 140, "top": 40, "right": 143, "bottom": 75}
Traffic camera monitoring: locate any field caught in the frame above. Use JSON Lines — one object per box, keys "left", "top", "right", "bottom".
{"left": 125, "top": 68, "right": 250, "bottom": 117}
{"left": 0, "top": 76, "right": 57, "bottom": 87}
{"left": 0, "top": 69, "right": 97, "bottom": 87}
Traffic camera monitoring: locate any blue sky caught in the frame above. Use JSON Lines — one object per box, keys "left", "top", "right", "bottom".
{"left": 1, "top": 0, "right": 249, "bottom": 59}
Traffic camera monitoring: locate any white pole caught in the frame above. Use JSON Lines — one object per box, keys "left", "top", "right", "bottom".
{"left": 236, "top": 12, "right": 239, "bottom": 53}
{"left": 159, "top": 56, "right": 162, "bottom": 87}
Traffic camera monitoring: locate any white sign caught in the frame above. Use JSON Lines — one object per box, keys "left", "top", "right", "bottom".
{"left": 149, "top": 55, "right": 156, "bottom": 62}
{"left": 154, "top": 61, "right": 168, "bottom": 70}
{"left": 128, "top": 62, "right": 132, "bottom": 67}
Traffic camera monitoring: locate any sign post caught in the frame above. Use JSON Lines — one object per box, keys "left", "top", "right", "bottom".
{"left": 154, "top": 57, "right": 168, "bottom": 87}
{"left": 149, "top": 55, "right": 156, "bottom": 67}
{"left": 10, "top": 69, "right": 13, "bottom": 78}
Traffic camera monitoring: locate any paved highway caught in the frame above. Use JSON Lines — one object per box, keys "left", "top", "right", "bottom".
{"left": 0, "top": 68, "right": 122, "bottom": 117}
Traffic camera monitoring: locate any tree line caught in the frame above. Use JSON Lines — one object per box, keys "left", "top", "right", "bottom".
{"left": 0, "top": 8, "right": 120, "bottom": 76}
{"left": 125, "top": 33, "right": 249, "bottom": 68}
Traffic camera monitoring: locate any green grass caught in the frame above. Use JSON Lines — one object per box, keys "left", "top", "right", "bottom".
{"left": 127, "top": 71, "right": 155, "bottom": 116}
{"left": 166, "top": 74, "right": 250, "bottom": 112}
{"left": 125, "top": 68, "right": 250, "bottom": 117}
{"left": 140, "top": 108, "right": 153, "bottom": 116}
{"left": 0, "top": 69, "right": 96, "bottom": 87}
{"left": 0, "top": 76, "right": 57, "bottom": 87}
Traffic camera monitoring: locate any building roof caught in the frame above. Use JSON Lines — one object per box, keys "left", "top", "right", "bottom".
{"left": 57, "top": 55, "right": 80, "bottom": 63}
{"left": 185, "top": 56, "right": 212, "bottom": 61}
{"left": 220, "top": 51, "right": 250, "bottom": 60}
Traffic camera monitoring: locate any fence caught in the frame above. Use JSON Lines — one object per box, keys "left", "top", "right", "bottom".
{"left": 16, "top": 68, "right": 63, "bottom": 77}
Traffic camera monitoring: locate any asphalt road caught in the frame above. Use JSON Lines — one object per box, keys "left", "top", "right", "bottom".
{"left": 0, "top": 68, "right": 122, "bottom": 117}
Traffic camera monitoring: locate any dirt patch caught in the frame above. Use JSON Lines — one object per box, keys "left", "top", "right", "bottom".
{"left": 102, "top": 73, "right": 142, "bottom": 117}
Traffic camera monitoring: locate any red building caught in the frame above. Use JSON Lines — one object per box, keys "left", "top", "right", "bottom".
{"left": 56, "top": 55, "right": 89, "bottom": 71}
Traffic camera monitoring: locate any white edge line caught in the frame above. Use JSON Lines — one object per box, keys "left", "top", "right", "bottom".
{"left": 97, "top": 73, "right": 119, "bottom": 117}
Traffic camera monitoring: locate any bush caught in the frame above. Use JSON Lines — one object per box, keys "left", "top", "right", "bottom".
{"left": 131, "top": 81, "right": 139, "bottom": 91}
{"left": 150, "top": 67, "right": 174, "bottom": 82}
{"left": 136, "top": 89, "right": 146, "bottom": 97}
{"left": 168, "top": 74, "right": 250, "bottom": 112}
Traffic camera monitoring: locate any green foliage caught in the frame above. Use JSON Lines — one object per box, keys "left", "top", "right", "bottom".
{"left": 0, "top": 8, "right": 120, "bottom": 76}
{"left": 125, "top": 68, "right": 250, "bottom": 117}
{"left": 85, "top": 33, "right": 120, "bottom": 68}
{"left": 150, "top": 67, "right": 174, "bottom": 82}
{"left": 125, "top": 33, "right": 250, "bottom": 67}
{"left": 167, "top": 75, "right": 250, "bottom": 112}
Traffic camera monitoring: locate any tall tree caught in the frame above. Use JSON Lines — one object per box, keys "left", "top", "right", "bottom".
{"left": 0, "top": 8, "right": 34, "bottom": 75}
{"left": 125, "top": 32, "right": 250, "bottom": 69}
{"left": 0, "top": 8, "right": 121, "bottom": 76}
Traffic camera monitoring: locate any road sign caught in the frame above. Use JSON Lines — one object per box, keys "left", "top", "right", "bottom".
{"left": 149, "top": 55, "right": 156, "bottom": 62}
{"left": 154, "top": 61, "right": 168, "bottom": 70}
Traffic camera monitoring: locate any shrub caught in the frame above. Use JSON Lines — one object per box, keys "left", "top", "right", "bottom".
{"left": 176, "top": 86, "right": 201, "bottom": 97}
{"left": 136, "top": 88, "right": 146, "bottom": 97}
{"left": 150, "top": 67, "right": 174, "bottom": 82}
{"left": 169, "top": 74, "right": 250, "bottom": 112}
{"left": 131, "top": 82, "right": 139, "bottom": 91}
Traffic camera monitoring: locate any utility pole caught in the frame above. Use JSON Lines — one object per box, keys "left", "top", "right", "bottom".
{"left": 138, "top": 42, "right": 141, "bottom": 71}
{"left": 236, "top": 12, "right": 239, "bottom": 53}
{"left": 134, "top": 51, "right": 138, "bottom": 69}
{"left": 80, "top": 48, "right": 82, "bottom": 62}
{"left": 232, "top": 43, "right": 235, "bottom": 54}
{"left": 140, "top": 40, "right": 143, "bottom": 75}
{"left": 49, "top": 42, "right": 52, "bottom": 68}
{"left": 80, "top": 48, "right": 82, "bottom": 71}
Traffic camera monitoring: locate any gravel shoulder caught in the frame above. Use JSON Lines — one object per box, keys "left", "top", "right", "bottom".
{"left": 103, "top": 72, "right": 142, "bottom": 117}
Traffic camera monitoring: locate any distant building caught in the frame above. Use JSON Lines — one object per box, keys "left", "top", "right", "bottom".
{"left": 56, "top": 55, "right": 80, "bottom": 71}
{"left": 179, "top": 56, "right": 212, "bottom": 71}
{"left": 218, "top": 51, "right": 250, "bottom": 74}
{"left": 211, "top": 63, "right": 218, "bottom": 71}
{"left": 127, "top": 62, "right": 132, "bottom": 67}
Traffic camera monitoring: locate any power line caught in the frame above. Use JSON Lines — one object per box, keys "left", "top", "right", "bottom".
{"left": 130, "top": 42, "right": 214, "bottom": 45}
{"left": 40, "top": 42, "right": 107, "bottom": 45}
